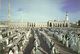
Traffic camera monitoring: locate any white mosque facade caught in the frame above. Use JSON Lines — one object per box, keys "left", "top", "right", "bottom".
{"left": 47, "top": 12, "right": 70, "bottom": 28}
{"left": 47, "top": 19, "right": 70, "bottom": 28}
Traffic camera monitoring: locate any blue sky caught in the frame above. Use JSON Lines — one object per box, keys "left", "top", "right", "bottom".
{"left": 0, "top": 0, "right": 80, "bottom": 22}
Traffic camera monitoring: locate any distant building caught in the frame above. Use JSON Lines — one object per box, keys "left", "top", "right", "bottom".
{"left": 47, "top": 20, "right": 70, "bottom": 28}
{"left": 0, "top": 21, "right": 8, "bottom": 30}
{"left": 47, "top": 12, "right": 70, "bottom": 28}
{"left": 26, "top": 22, "right": 47, "bottom": 28}
{"left": 9, "top": 22, "right": 28, "bottom": 28}
{"left": 35, "top": 22, "right": 47, "bottom": 28}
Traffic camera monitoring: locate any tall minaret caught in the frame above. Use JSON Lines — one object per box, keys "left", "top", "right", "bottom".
{"left": 65, "top": 11, "right": 70, "bottom": 27}
{"left": 0, "top": 0, "right": 1, "bottom": 19}
{"left": 8, "top": 0, "right": 11, "bottom": 24}
{"left": 65, "top": 11, "right": 69, "bottom": 21}
{"left": 0, "top": 0, "right": 1, "bottom": 10}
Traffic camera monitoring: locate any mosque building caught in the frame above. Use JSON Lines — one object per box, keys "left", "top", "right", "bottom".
{"left": 47, "top": 12, "right": 70, "bottom": 28}
{"left": 0, "top": 12, "right": 71, "bottom": 28}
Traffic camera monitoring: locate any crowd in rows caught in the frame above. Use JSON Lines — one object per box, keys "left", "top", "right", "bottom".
{"left": 48, "top": 28, "right": 80, "bottom": 54}
{"left": 0, "top": 28, "right": 32, "bottom": 54}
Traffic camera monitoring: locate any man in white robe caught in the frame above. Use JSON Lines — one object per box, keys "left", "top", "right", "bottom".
{"left": 9, "top": 50, "right": 13, "bottom": 54}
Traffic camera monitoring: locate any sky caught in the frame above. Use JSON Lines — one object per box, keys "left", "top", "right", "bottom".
{"left": 0, "top": 0, "right": 80, "bottom": 22}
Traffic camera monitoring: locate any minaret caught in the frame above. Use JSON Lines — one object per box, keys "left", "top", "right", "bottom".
{"left": 65, "top": 11, "right": 70, "bottom": 27}
{"left": 8, "top": 0, "right": 11, "bottom": 25}
{"left": 0, "top": 0, "right": 1, "bottom": 19}
{"left": 65, "top": 11, "right": 69, "bottom": 21}
{"left": 0, "top": 0, "right": 1, "bottom": 11}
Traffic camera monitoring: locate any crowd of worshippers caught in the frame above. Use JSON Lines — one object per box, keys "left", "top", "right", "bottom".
{"left": 39, "top": 28, "right": 61, "bottom": 54}
{"left": 47, "top": 28, "right": 80, "bottom": 53}
{"left": 0, "top": 29, "right": 31, "bottom": 54}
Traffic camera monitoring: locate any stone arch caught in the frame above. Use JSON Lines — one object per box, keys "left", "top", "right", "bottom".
{"left": 60, "top": 24, "right": 62, "bottom": 27}
{"left": 66, "top": 23, "right": 68, "bottom": 27}
{"left": 50, "top": 22, "right": 52, "bottom": 27}
{"left": 63, "top": 24, "right": 64, "bottom": 27}
{"left": 31, "top": 23, "right": 33, "bottom": 27}
{"left": 58, "top": 23, "right": 59, "bottom": 27}
{"left": 34, "top": 23, "right": 35, "bottom": 27}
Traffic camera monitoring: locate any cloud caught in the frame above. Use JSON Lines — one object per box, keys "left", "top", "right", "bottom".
{"left": 61, "top": 0, "right": 80, "bottom": 13}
